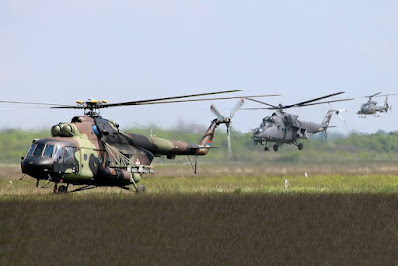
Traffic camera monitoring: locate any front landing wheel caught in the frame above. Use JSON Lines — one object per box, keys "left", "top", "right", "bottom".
{"left": 136, "top": 185, "right": 146, "bottom": 193}
{"left": 298, "top": 143, "right": 303, "bottom": 150}
{"left": 58, "top": 185, "right": 68, "bottom": 193}
{"left": 273, "top": 145, "right": 279, "bottom": 152}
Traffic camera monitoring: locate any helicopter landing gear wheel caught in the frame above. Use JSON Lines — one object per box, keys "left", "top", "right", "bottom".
{"left": 298, "top": 143, "right": 303, "bottom": 150}
{"left": 58, "top": 185, "right": 68, "bottom": 193}
{"left": 136, "top": 185, "right": 146, "bottom": 193}
{"left": 53, "top": 183, "right": 58, "bottom": 193}
{"left": 264, "top": 146, "right": 269, "bottom": 152}
{"left": 273, "top": 145, "right": 279, "bottom": 152}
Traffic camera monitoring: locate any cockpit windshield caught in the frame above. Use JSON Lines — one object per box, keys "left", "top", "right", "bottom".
{"left": 43, "top": 145, "right": 55, "bottom": 158}
{"left": 260, "top": 122, "right": 272, "bottom": 128}
{"left": 27, "top": 143, "right": 60, "bottom": 159}
{"left": 33, "top": 144, "right": 45, "bottom": 156}
{"left": 27, "top": 144, "right": 37, "bottom": 156}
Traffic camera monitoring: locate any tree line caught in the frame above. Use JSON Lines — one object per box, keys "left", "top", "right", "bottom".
{"left": 1, "top": 127, "right": 398, "bottom": 164}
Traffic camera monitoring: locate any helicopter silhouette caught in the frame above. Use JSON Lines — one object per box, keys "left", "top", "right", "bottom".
{"left": 357, "top": 92, "right": 398, "bottom": 118}
{"left": 2, "top": 90, "right": 278, "bottom": 193}
{"left": 242, "top": 92, "right": 351, "bottom": 152}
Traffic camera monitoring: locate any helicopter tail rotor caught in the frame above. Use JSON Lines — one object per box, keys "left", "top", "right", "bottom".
{"left": 334, "top": 109, "right": 347, "bottom": 122}
{"left": 210, "top": 99, "right": 244, "bottom": 160}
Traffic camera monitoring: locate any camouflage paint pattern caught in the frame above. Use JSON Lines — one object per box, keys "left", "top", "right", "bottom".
{"left": 21, "top": 115, "right": 222, "bottom": 188}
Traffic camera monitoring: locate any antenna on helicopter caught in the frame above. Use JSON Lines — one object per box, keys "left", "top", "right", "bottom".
{"left": 210, "top": 99, "right": 244, "bottom": 160}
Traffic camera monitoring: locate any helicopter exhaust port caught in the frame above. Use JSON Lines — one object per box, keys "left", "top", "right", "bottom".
{"left": 296, "top": 132, "right": 308, "bottom": 139}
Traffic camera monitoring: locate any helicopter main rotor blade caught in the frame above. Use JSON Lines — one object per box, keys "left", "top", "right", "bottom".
{"left": 0, "top": 100, "right": 71, "bottom": 107}
{"left": 102, "top": 90, "right": 242, "bottom": 108}
{"left": 241, "top": 98, "right": 352, "bottom": 110}
{"left": 240, "top": 107, "right": 273, "bottom": 110}
{"left": 128, "top": 94, "right": 279, "bottom": 106}
{"left": 244, "top": 98, "right": 278, "bottom": 108}
{"left": 368, "top": 92, "right": 382, "bottom": 98}
{"left": 373, "top": 93, "right": 398, "bottom": 97}
{"left": 51, "top": 106, "right": 84, "bottom": 109}
{"left": 354, "top": 92, "right": 398, "bottom": 99}
{"left": 283, "top": 92, "right": 345, "bottom": 109}
{"left": 230, "top": 98, "right": 245, "bottom": 118}
{"left": 295, "top": 98, "right": 354, "bottom": 108}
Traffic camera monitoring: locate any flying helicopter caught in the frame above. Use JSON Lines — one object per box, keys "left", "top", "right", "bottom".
{"left": 357, "top": 92, "right": 398, "bottom": 118}
{"left": 242, "top": 92, "right": 352, "bottom": 152}
{"left": 1, "top": 90, "right": 278, "bottom": 193}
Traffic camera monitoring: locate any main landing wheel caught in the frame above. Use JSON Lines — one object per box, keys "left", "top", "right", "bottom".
{"left": 273, "top": 145, "right": 279, "bottom": 152}
{"left": 298, "top": 143, "right": 303, "bottom": 150}
{"left": 58, "top": 185, "right": 68, "bottom": 193}
{"left": 136, "top": 185, "right": 146, "bottom": 193}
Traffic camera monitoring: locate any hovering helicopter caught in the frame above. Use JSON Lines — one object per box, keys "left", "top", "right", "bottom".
{"left": 357, "top": 92, "right": 398, "bottom": 118}
{"left": 243, "top": 92, "right": 351, "bottom": 152}
{"left": 2, "top": 90, "right": 277, "bottom": 193}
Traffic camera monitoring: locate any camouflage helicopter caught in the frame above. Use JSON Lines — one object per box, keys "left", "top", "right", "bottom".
{"left": 357, "top": 92, "right": 398, "bottom": 118}
{"left": 242, "top": 92, "right": 351, "bottom": 152}
{"left": 2, "top": 90, "right": 277, "bottom": 193}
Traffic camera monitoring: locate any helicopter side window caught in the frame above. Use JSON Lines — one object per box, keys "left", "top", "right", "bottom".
{"left": 33, "top": 144, "right": 45, "bottom": 156}
{"left": 27, "top": 144, "right": 37, "bottom": 157}
{"left": 64, "top": 147, "right": 76, "bottom": 164}
{"left": 53, "top": 146, "right": 63, "bottom": 162}
{"left": 43, "top": 145, "right": 55, "bottom": 158}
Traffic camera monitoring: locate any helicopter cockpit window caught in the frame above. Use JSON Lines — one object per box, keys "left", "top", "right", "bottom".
{"left": 64, "top": 147, "right": 76, "bottom": 164}
{"left": 43, "top": 145, "right": 55, "bottom": 158}
{"left": 27, "top": 144, "right": 37, "bottom": 157}
{"left": 265, "top": 122, "right": 272, "bottom": 128}
{"left": 33, "top": 144, "right": 45, "bottom": 156}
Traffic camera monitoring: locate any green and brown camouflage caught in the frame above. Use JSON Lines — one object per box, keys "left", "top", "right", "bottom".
{"left": 21, "top": 114, "right": 224, "bottom": 192}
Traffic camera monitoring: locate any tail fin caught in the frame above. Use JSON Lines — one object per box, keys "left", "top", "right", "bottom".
{"left": 321, "top": 109, "right": 346, "bottom": 138}
{"left": 198, "top": 119, "right": 219, "bottom": 151}
{"left": 385, "top": 96, "right": 390, "bottom": 112}
{"left": 322, "top": 109, "right": 334, "bottom": 125}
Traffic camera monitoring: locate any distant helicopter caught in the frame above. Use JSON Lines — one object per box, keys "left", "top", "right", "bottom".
{"left": 243, "top": 92, "right": 351, "bottom": 152}
{"left": 1, "top": 90, "right": 277, "bottom": 193}
{"left": 357, "top": 92, "right": 398, "bottom": 118}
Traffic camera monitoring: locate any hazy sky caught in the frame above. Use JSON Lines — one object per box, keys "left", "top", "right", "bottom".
{"left": 1, "top": 1, "right": 398, "bottom": 135}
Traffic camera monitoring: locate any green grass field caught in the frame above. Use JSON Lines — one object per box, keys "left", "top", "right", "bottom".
{"left": 1, "top": 164, "right": 398, "bottom": 264}
{"left": 2, "top": 163, "right": 398, "bottom": 196}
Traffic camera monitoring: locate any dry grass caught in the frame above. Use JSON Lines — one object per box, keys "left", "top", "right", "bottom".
{"left": 1, "top": 164, "right": 398, "bottom": 265}
{"left": 1, "top": 194, "right": 397, "bottom": 265}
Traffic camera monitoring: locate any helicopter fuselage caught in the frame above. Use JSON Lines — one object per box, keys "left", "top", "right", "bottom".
{"left": 252, "top": 110, "right": 332, "bottom": 151}
{"left": 357, "top": 96, "right": 390, "bottom": 116}
{"left": 21, "top": 115, "right": 220, "bottom": 191}
{"left": 357, "top": 103, "right": 387, "bottom": 115}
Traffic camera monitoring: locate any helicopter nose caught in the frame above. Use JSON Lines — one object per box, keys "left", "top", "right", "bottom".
{"left": 21, "top": 157, "right": 54, "bottom": 179}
